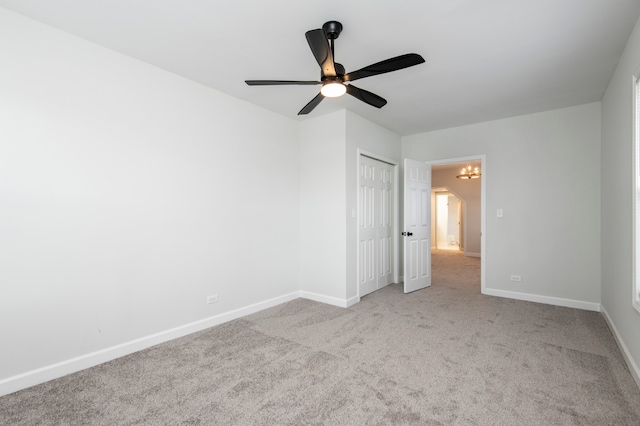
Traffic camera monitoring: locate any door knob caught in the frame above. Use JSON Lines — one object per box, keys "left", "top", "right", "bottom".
{"left": 402, "top": 232, "right": 413, "bottom": 236}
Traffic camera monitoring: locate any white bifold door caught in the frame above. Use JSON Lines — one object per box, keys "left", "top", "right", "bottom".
{"left": 358, "top": 156, "right": 394, "bottom": 297}
{"left": 403, "top": 159, "right": 431, "bottom": 293}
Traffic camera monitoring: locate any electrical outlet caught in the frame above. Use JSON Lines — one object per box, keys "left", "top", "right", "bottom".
{"left": 207, "top": 295, "right": 218, "bottom": 304}
{"left": 510, "top": 275, "right": 522, "bottom": 282}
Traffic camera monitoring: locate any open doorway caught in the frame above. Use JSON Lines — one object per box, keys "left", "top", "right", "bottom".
{"left": 428, "top": 156, "right": 485, "bottom": 294}
{"left": 434, "top": 191, "right": 462, "bottom": 251}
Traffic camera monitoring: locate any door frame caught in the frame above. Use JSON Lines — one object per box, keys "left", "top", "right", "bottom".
{"left": 427, "top": 155, "right": 486, "bottom": 294}
{"left": 356, "top": 149, "right": 400, "bottom": 298}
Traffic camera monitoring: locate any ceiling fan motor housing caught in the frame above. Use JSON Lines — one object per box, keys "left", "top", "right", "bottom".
{"left": 322, "top": 21, "right": 343, "bottom": 39}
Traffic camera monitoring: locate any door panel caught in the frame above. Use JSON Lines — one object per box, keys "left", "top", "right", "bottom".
{"left": 403, "top": 159, "right": 431, "bottom": 293}
{"left": 378, "top": 166, "right": 393, "bottom": 286}
{"left": 358, "top": 156, "right": 395, "bottom": 297}
{"left": 359, "top": 159, "right": 376, "bottom": 296}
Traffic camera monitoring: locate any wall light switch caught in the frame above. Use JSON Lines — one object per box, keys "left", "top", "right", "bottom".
{"left": 497, "top": 209, "right": 504, "bottom": 218}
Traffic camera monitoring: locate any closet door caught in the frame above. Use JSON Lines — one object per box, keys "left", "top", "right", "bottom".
{"left": 359, "top": 155, "right": 394, "bottom": 297}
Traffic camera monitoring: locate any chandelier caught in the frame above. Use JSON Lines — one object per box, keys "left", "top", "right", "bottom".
{"left": 457, "top": 165, "right": 481, "bottom": 179}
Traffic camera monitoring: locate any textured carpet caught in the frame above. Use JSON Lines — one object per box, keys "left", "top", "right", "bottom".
{"left": 2, "top": 251, "right": 639, "bottom": 425}
{"left": 431, "top": 248, "right": 481, "bottom": 292}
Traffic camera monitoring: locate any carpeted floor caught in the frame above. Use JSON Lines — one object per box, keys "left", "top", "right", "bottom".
{"left": 2, "top": 250, "right": 639, "bottom": 425}
{"left": 431, "top": 248, "right": 481, "bottom": 292}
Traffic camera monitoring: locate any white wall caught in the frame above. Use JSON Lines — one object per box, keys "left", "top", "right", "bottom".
{"left": 601, "top": 15, "right": 640, "bottom": 386}
{"left": 431, "top": 169, "right": 481, "bottom": 255}
{"left": 299, "top": 111, "right": 348, "bottom": 305}
{"left": 0, "top": 9, "right": 300, "bottom": 395}
{"left": 403, "top": 103, "right": 601, "bottom": 310}
{"left": 299, "top": 110, "right": 401, "bottom": 306}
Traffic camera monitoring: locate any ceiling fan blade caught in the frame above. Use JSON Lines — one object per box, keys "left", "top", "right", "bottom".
{"left": 305, "top": 29, "right": 336, "bottom": 77}
{"left": 298, "top": 92, "right": 324, "bottom": 115}
{"left": 343, "top": 53, "right": 425, "bottom": 82}
{"left": 245, "top": 80, "right": 321, "bottom": 86}
{"left": 345, "top": 84, "right": 387, "bottom": 109}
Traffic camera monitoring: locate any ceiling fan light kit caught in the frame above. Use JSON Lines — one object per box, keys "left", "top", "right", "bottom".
{"left": 245, "top": 21, "right": 425, "bottom": 115}
{"left": 320, "top": 82, "right": 346, "bottom": 97}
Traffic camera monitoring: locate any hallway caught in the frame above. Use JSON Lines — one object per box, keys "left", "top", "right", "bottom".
{"left": 431, "top": 249, "right": 480, "bottom": 293}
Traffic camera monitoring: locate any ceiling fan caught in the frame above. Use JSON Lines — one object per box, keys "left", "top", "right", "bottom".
{"left": 245, "top": 21, "right": 425, "bottom": 115}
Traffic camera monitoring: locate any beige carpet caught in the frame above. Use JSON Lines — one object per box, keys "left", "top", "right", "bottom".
{"left": 431, "top": 248, "right": 481, "bottom": 292}
{"left": 2, "top": 251, "right": 639, "bottom": 424}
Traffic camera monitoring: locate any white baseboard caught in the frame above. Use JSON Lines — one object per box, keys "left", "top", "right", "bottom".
{"left": 483, "top": 288, "right": 601, "bottom": 312}
{"left": 464, "top": 252, "right": 481, "bottom": 258}
{"left": 0, "top": 291, "right": 300, "bottom": 397}
{"left": 601, "top": 307, "right": 640, "bottom": 390}
{"left": 345, "top": 295, "right": 360, "bottom": 307}
{"left": 299, "top": 290, "right": 355, "bottom": 308}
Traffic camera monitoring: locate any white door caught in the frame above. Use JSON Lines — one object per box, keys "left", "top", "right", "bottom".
{"left": 403, "top": 159, "right": 431, "bottom": 293}
{"left": 358, "top": 156, "right": 394, "bottom": 297}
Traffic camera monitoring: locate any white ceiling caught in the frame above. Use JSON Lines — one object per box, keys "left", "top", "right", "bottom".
{"left": 2, "top": 0, "right": 639, "bottom": 136}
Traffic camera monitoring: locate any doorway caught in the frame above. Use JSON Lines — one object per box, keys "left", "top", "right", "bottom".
{"left": 428, "top": 156, "right": 485, "bottom": 293}
{"left": 435, "top": 191, "right": 462, "bottom": 251}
